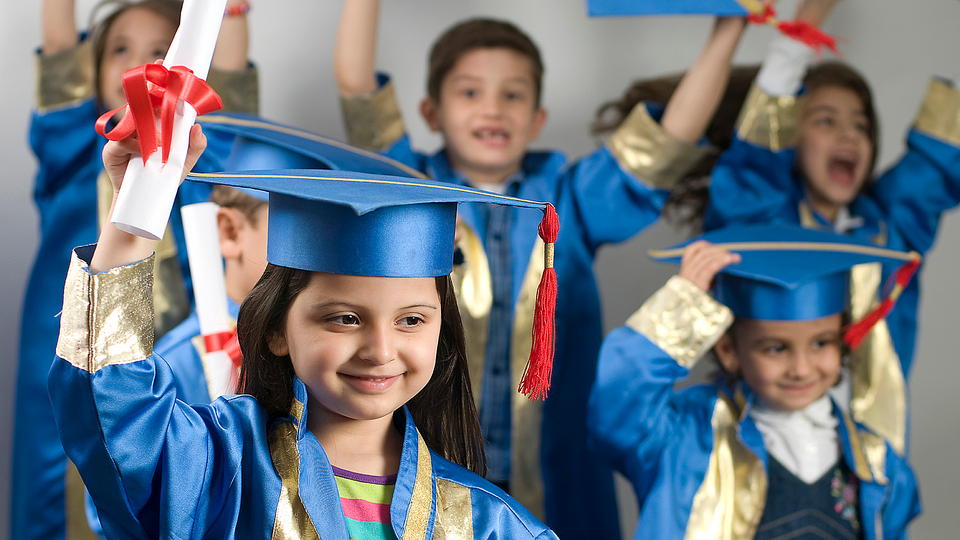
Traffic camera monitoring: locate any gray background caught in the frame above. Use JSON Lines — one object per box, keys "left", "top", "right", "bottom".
{"left": 1, "top": 0, "right": 958, "bottom": 537}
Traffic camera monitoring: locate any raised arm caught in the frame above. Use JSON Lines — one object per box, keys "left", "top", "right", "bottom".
{"left": 660, "top": 17, "right": 747, "bottom": 144}
{"left": 334, "top": 0, "right": 380, "bottom": 96}
{"left": 211, "top": 0, "right": 250, "bottom": 72}
{"left": 42, "top": 0, "right": 78, "bottom": 55}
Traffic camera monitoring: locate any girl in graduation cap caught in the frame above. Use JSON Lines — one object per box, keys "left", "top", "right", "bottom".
{"left": 589, "top": 224, "right": 921, "bottom": 539}
{"left": 48, "top": 125, "right": 559, "bottom": 539}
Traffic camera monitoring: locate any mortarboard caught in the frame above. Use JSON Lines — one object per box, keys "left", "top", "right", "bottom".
{"left": 186, "top": 168, "right": 559, "bottom": 400}
{"left": 649, "top": 224, "right": 920, "bottom": 349}
{"left": 587, "top": 0, "right": 838, "bottom": 53}
{"left": 198, "top": 114, "right": 426, "bottom": 201}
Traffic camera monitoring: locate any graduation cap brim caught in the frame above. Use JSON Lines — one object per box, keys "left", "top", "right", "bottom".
{"left": 588, "top": 0, "right": 749, "bottom": 17}
{"left": 649, "top": 225, "right": 919, "bottom": 321}
{"left": 198, "top": 114, "right": 426, "bottom": 179}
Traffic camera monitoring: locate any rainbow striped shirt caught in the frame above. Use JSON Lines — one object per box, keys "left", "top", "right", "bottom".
{"left": 332, "top": 465, "right": 399, "bottom": 540}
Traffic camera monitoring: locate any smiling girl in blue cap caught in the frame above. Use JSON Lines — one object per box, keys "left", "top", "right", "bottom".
{"left": 590, "top": 224, "right": 921, "bottom": 539}
{"left": 48, "top": 126, "right": 559, "bottom": 539}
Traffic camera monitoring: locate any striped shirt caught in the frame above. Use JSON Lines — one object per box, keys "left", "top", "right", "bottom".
{"left": 332, "top": 466, "right": 398, "bottom": 540}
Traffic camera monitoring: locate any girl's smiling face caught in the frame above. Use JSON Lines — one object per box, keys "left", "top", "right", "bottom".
{"left": 270, "top": 273, "right": 441, "bottom": 423}
{"left": 715, "top": 314, "right": 844, "bottom": 411}
{"left": 98, "top": 7, "right": 177, "bottom": 110}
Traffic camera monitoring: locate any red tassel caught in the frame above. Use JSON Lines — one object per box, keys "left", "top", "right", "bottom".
{"left": 518, "top": 204, "right": 559, "bottom": 401}
{"left": 203, "top": 329, "right": 244, "bottom": 368}
{"left": 843, "top": 257, "right": 921, "bottom": 350}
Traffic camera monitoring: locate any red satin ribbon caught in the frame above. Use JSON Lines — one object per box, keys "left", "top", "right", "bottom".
{"left": 203, "top": 330, "right": 243, "bottom": 368}
{"left": 95, "top": 63, "right": 223, "bottom": 164}
{"left": 747, "top": 4, "right": 839, "bottom": 54}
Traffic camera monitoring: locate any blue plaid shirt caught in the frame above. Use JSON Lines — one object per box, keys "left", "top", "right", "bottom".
{"left": 473, "top": 176, "right": 522, "bottom": 484}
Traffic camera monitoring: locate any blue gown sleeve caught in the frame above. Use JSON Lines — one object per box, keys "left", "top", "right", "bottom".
{"left": 870, "top": 79, "right": 960, "bottom": 254}
{"left": 564, "top": 103, "right": 713, "bottom": 250}
{"left": 704, "top": 84, "right": 801, "bottom": 231}
{"left": 588, "top": 276, "right": 733, "bottom": 497}
{"left": 48, "top": 245, "right": 268, "bottom": 539}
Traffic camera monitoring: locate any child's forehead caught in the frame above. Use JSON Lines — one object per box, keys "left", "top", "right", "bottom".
{"left": 444, "top": 47, "right": 538, "bottom": 83}
{"left": 734, "top": 315, "right": 843, "bottom": 340}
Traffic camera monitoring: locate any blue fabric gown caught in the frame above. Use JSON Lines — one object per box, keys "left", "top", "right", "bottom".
{"left": 12, "top": 37, "right": 257, "bottom": 540}
{"left": 50, "top": 246, "right": 557, "bottom": 540}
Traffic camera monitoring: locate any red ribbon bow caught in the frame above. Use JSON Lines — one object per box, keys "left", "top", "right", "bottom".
{"left": 747, "top": 3, "right": 839, "bottom": 54}
{"left": 95, "top": 63, "right": 223, "bottom": 164}
{"left": 203, "top": 330, "right": 243, "bottom": 369}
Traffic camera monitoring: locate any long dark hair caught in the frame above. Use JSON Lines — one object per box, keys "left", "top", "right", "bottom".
{"left": 237, "top": 265, "right": 486, "bottom": 476}
{"left": 89, "top": 0, "right": 183, "bottom": 98}
{"left": 592, "top": 65, "right": 760, "bottom": 231}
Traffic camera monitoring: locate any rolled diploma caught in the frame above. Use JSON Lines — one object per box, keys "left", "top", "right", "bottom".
{"left": 112, "top": 0, "right": 228, "bottom": 240}
{"left": 181, "top": 202, "right": 235, "bottom": 397}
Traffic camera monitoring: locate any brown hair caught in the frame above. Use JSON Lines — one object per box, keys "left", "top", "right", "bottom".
{"left": 427, "top": 18, "right": 545, "bottom": 107}
{"left": 592, "top": 65, "right": 761, "bottom": 231}
{"left": 90, "top": 0, "right": 182, "bottom": 98}
{"left": 800, "top": 61, "right": 880, "bottom": 182}
{"left": 209, "top": 185, "right": 268, "bottom": 226}
{"left": 237, "top": 265, "right": 486, "bottom": 476}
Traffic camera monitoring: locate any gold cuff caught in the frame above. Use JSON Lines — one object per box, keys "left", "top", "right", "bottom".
{"left": 36, "top": 40, "right": 94, "bottom": 112}
{"left": 207, "top": 66, "right": 260, "bottom": 115}
{"left": 736, "top": 83, "right": 799, "bottom": 151}
{"left": 606, "top": 103, "right": 714, "bottom": 190}
{"left": 56, "top": 249, "right": 155, "bottom": 373}
{"left": 914, "top": 78, "right": 960, "bottom": 146}
{"left": 626, "top": 276, "right": 733, "bottom": 368}
{"left": 339, "top": 80, "right": 406, "bottom": 152}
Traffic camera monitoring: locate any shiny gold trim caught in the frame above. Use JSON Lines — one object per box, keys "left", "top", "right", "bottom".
{"left": 651, "top": 241, "right": 917, "bottom": 262}
{"left": 606, "top": 103, "right": 713, "bottom": 189}
{"left": 189, "top": 172, "right": 550, "bottom": 207}
{"left": 402, "top": 432, "right": 434, "bottom": 540}
{"left": 269, "top": 400, "right": 320, "bottom": 539}
{"left": 627, "top": 276, "right": 734, "bottom": 369}
{"left": 848, "top": 263, "right": 907, "bottom": 455}
{"left": 860, "top": 430, "right": 888, "bottom": 486}
{"left": 433, "top": 479, "right": 473, "bottom": 540}
{"left": 96, "top": 174, "right": 188, "bottom": 337}
{"left": 684, "top": 393, "right": 766, "bottom": 539}
{"left": 206, "top": 67, "right": 259, "bottom": 115}
{"left": 197, "top": 114, "right": 426, "bottom": 179}
{"left": 56, "top": 250, "right": 155, "bottom": 373}
{"left": 841, "top": 410, "right": 873, "bottom": 482}
{"left": 736, "top": 84, "right": 799, "bottom": 151}
{"left": 340, "top": 80, "right": 406, "bottom": 152}
{"left": 451, "top": 221, "right": 492, "bottom": 407}
{"left": 509, "top": 240, "right": 547, "bottom": 519}
{"left": 914, "top": 78, "right": 960, "bottom": 146}
{"left": 66, "top": 461, "right": 99, "bottom": 539}
{"left": 36, "top": 39, "right": 94, "bottom": 111}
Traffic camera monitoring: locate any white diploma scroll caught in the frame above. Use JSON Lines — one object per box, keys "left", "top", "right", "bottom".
{"left": 112, "top": 0, "right": 228, "bottom": 240}
{"left": 181, "top": 202, "right": 236, "bottom": 398}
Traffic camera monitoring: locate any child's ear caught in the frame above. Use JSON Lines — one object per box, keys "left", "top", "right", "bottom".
{"left": 419, "top": 97, "right": 441, "bottom": 132}
{"left": 529, "top": 107, "right": 548, "bottom": 141}
{"left": 713, "top": 333, "right": 740, "bottom": 375}
{"left": 267, "top": 330, "right": 289, "bottom": 357}
{"left": 217, "top": 208, "right": 245, "bottom": 261}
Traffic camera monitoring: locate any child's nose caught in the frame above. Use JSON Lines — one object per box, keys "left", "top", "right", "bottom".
{"left": 788, "top": 353, "right": 814, "bottom": 378}
{"left": 358, "top": 326, "right": 396, "bottom": 365}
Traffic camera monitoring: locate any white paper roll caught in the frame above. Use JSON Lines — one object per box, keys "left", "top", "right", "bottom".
{"left": 203, "top": 350, "right": 239, "bottom": 399}
{"left": 181, "top": 202, "right": 231, "bottom": 337}
{"left": 111, "top": 0, "right": 228, "bottom": 240}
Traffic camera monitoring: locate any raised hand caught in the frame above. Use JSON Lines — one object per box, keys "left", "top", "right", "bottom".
{"left": 678, "top": 240, "right": 741, "bottom": 292}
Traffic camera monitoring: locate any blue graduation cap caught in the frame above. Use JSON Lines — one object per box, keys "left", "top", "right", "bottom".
{"left": 186, "top": 168, "right": 559, "bottom": 399}
{"left": 587, "top": 0, "right": 838, "bottom": 53}
{"left": 198, "top": 114, "right": 427, "bottom": 201}
{"left": 649, "top": 224, "right": 920, "bottom": 348}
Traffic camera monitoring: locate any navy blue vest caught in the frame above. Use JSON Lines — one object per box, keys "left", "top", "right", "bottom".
{"left": 755, "top": 455, "right": 862, "bottom": 539}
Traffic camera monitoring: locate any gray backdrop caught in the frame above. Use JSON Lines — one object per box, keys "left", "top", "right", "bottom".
{"left": 2, "top": 0, "right": 958, "bottom": 537}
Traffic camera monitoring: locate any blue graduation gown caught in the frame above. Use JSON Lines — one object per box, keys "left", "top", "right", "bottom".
{"left": 12, "top": 37, "right": 257, "bottom": 540}
{"left": 588, "top": 277, "right": 921, "bottom": 539}
{"left": 704, "top": 80, "right": 960, "bottom": 456}
{"left": 339, "top": 73, "right": 708, "bottom": 540}
{"left": 50, "top": 246, "right": 557, "bottom": 540}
